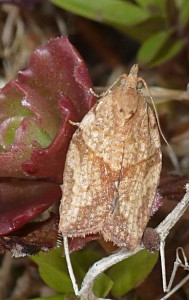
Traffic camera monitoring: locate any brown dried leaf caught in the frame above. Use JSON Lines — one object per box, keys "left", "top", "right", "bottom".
{"left": 0, "top": 214, "right": 58, "bottom": 256}
{"left": 159, "top": 173, "right": 189, "bottom": 202}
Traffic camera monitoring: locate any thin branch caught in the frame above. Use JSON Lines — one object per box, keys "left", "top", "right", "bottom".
{"left": 156, "top": 183, "right": 189, "bottom": 241}
{"left": 160, "top": 274, "right": 189, "bottom": 300}
{"left": 79, "top": 246, "right": 143, "bottom": 300}
{"left": 142, "top": 87, "right": 189, "bottom": 103}
{"left": 94, "top": 86, "right": 189, "bottom": 104}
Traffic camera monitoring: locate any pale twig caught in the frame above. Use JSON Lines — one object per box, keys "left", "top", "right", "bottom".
{"left": 156, "top": 183, "right": 189, "bottom": 298}
{"left": 79, "top": 246, "right": 143, "bottom": 300}
{"left": 156, "top": 183, "right": 189, "bottom": 241}
{"left": 160, "top": 274, "right": 189, "bottom": 300}
{"left": 94, "top": 86, "right": 189, "bottom": 104}
{"left": 142, "top": 87, "right": 189, "bottom": 103}
{"left": 160, "top": 248, "right": 189, "bottom": 299}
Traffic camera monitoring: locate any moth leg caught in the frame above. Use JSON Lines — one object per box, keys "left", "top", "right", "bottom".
{"left": 63, "top": 237, "right": 79, "bottom": 296}
{"left": 56, "top": 233, "right": 63, "bottom": 248}
{"left": 69, "top": 120, "right": 81, "bottom": 127}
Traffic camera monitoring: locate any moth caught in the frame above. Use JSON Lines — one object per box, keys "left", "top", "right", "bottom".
{"left": 59, "top": 65, "right": 162, "bottom": 251}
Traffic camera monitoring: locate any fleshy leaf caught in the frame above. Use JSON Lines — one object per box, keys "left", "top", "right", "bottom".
{"left": 32, "top": 247, "right": 104, "bottom": 295}
{"left": 69, "top": 234, "right": 101, "bottom": 252}
{"left": 0, "top": 37, "right": 96, "bottom": 183}
{"left": 0, "top": 214, "right": 58, "bottom": 256}
{"left": 135, "top": 0, "right": 166, "bottom": 15}
{"left": 107, "top": 249, "right": 158, "bottom": 298}
{"left": 51, "top": 0, "right": 151, "bottom": 26}
{"left": 93, "top": 273, "right": 113, "bottom": 298}
{"left": 70, "top": 248, "right": 104, "bottom": 285}
{"left": 137, "top": 30, "right": 173, "bottom": 64}
{"left": 149, "top": 40, "right": 185, "bottom": 67}
{"left": 0, "top": 181, "right": 61, "bottom": 235}
{"left": 178, "top": 0, "right": 189, "bottom": 27}
{"left": 32, "top": 248, "right": 74, "bottom": 295}
{"left": 0, "top": 37, "right": 95, "bottom": 236}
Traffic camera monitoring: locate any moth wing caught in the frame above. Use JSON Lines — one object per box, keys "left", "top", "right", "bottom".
{"left": 102, "top": 93, "right": 162, "bottom": 249}
{"left": 59, "top": 78, "right": 162, "bottom": 251}
{"left": 59, "top": 92, "right": 125, "bottom": 237}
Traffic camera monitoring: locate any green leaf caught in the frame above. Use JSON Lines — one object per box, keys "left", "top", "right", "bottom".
{"left": 137, "top": 30, "right": 173, "bottom": 64}
{"left": 30, "top": 296, "right": 65, "bottom": 300}
{"left": 93, "top": 273, "right": 113, "bottom": 298}
{"left": 31, "top": 249, "right": 74, "bottom": 295}
{"left": 38, "top": 265, "right": 73, "bottom": 295}
{"left": 107, "top": 249, "right": 158, "bottom": 298}
{"left": 118, "top": 16, "right": 166, "bottom": 42}
{"left": 32, "top": 248, "right": 68, "bottom": 273}
{"left": 0, "top": 116, "right": 24, "bottom": 147}
{"left": 135, "top": 0, "right": 157, "bottom": 9}
{"left": 50, "top": 0, "right": 151, "bottom": 26}
{"left": 130, "top": 0, "right": 167, "bottom": 17}
{"left": 31, "top": 247, "right": 105, "bottom": 295}
{"left": 177, "top": 0, "right": 189, "bottom": 27}
{"left": 149, "top": 39, "right": 185, "bottom": 67}
{"left": 154, "top": 0, "right": 167, "bottom": 14}
{"left": 70, "top": 248, "right": 105, "bottom": 285}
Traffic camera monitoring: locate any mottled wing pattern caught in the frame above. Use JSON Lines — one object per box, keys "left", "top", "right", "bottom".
{"left": 59, "top": 66, "right": 162, "bottom": 250}
{"left": 102, "top": 92, "right": 162, "bottom": 249}
{"left": 59, "top": 92, "right": 125, "bottom": 236}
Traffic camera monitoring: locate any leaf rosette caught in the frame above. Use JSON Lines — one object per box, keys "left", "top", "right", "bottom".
{"left": 0, "top": 37, "right": 96, "bottom": 237}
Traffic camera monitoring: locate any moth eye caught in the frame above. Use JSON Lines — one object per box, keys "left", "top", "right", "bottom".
{"left": 137, "top": 80, "right": 143, "bottom": 90}
{"left": 120, "top": 77, "right": 127, "bottom": 85}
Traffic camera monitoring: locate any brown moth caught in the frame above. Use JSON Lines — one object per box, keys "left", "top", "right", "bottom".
{"left": 59, "top": 65, "right": 162, "bottom": 251}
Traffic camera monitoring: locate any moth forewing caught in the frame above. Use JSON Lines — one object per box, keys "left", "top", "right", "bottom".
{"left": 59, "top": 65, "right": 162, "bottom": 250}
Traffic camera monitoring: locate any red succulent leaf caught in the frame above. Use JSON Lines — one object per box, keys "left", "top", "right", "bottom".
{"left": 0, "top": 214, "right": 59, "bottom": 256}
{"left": 68, "top": 234, "right": 101, "bottom": 253}
{"left": 0, "top": 37, "right": 96, "bottom": 236}
{"left": 0, "top": 37, "right": 96, "bottom": 183}
{"left": 0, "top": 180, "right": 61, "bottom": 235}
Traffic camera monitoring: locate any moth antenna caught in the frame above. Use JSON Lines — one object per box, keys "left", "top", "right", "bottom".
{"left": 56, "top": 233, "right": 63, "bottom": 247}
{"left": 89, "top": 74, "right": 128, "bottom": 99}
{"left": 63, "top": 237, "right": 79, "bottom": 296}
{"left": 140, "top": 78, "right": 181, "bottom": 174}
{"left": 89, "top": 88, "right": 101, "bottom": 98}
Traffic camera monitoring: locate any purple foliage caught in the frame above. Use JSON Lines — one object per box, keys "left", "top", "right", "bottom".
{"left": 0, "top": 37, "right": 96, "bottom": 235}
